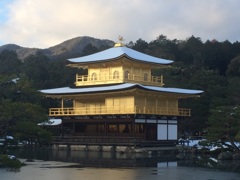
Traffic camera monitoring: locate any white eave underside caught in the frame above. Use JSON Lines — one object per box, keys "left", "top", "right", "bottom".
{"left": 68, "top": 46, "right": 173, "bottom": 65}
{"left": 40, "top": 83, "right": 203, "bottom": 95}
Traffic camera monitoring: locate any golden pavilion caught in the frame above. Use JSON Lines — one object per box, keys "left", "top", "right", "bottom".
{"left": 40, "top": 41, "right": 203, "bottom": 146}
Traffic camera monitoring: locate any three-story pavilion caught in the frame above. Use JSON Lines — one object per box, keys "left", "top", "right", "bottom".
{"left": 40, "top": 41, "right": 203, "bottom": 146}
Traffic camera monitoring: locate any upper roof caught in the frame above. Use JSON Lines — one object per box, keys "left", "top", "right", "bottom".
{"left": 40, "top": 83, "right": 203, "bottom": 96}
{"left": 67, "top": 46, "right": 173, "bottom": 65}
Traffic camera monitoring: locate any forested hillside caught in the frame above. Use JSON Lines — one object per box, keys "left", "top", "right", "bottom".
{"left": 0, "top": 36, "right": 114, "bottom": 60}
{"left": 1, "top": 35, "right": 240, "bottom": 147}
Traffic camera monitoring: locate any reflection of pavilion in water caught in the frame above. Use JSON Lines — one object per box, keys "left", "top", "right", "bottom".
{"left": 12, "top": 148, "right": 240, "bottom": 173}
{"left": 49, "top": 150, "right": 177, "bottom": 168}
{"left": 49, "top": 150, "right": 240, "bottom": 173}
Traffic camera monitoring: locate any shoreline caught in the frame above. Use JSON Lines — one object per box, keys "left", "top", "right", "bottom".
{"left": 1, "top": 158, "right": 240, "bottom": 180}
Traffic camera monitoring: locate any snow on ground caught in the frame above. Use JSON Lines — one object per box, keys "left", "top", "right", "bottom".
{"left": 179, "top": 139, "right": 240, "bottom": 151}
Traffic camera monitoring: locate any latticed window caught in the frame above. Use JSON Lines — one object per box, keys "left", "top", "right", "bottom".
{"left": 144, "top": 73, "right": 148, "bottom": 81}
{"left": 124, "top": 71, "right": 129, "bottom": 79}
{"left": 91, "top": 72, "right": 97, "bottom": 80}
{"left": 113, "top": 70, "right": 119, "bottom": 79}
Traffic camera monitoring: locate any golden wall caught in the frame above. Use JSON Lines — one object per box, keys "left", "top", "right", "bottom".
{"left": 87, "top": 58, "right": 152, "bottom": 81}
{"left": 73, "top": 93, "right": 178, "bottom": 114}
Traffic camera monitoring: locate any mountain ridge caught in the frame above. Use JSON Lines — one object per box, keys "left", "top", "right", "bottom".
{"left": 0, "top": 36, "right": 115, "bottom": 60}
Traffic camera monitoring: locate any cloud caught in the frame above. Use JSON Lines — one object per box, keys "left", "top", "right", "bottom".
{"left": 0, "top": 0, "right": 240, "bottom": 48}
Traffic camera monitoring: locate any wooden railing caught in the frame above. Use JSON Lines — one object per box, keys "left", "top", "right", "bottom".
{"left": 52, "top": 136, "right": 176, "bottom": 147}
{"left": 52, "top": 136, "right": 144, "bottom": 145}
{"left": 75, "top": 73, "right": 164, "bottom": 86}
{"left": 135, "top": 106, "right": 191, "bottom": 116}
{"left": 49, "top": 106, "right": 191, "bottom": 116}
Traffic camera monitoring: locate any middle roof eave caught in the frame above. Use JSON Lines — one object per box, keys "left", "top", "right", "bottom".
{"left": 40, "top": 83, "right": 204, "bottom": 96}
{"left": 67, "top": 46, "right": 173, "bottom": 65}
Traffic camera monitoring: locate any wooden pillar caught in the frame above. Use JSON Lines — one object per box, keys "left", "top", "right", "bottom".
{"left": 104, "top": 119, "right": 107, "bottom": 137}
{"left": 117, "top": 124, "right": 119, "bottom": 133}
{"left": 130, "top": 65, "right": 133, "bottom": 77}
{"left": 144, "top": 96, "right": 147, "bottom": 113}
{"left": 61, "top": 99, "right": 64, "bottom": 108}
{"left": 61, "top": 122, "right": 64, "bottom": 138}
{"left": 156, "top": 96, "right": 158, "bottom": 114}
{"left": 166, "top": 99, "right": 168, "bottom": 114}
{"left": 132, "top": 118, "right": 135, "bottom": 136}
{"left": 73, "top": 122, "right": 75, "bottom": 135}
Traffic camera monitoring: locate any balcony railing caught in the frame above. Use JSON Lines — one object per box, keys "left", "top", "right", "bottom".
{"left": 75, "top": 73, "right": 164, "bottom": 86}
{"left": 49, "top": 106, "right": 191, "bottom": 117}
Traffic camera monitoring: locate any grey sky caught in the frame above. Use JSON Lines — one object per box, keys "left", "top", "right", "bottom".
{"left": 0, "top": 0, "right": 239, "bottom": 48}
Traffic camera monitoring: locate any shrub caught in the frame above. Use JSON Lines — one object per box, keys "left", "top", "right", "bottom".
{"left": 0, "top": 155, "right": 23, "bottom": 172}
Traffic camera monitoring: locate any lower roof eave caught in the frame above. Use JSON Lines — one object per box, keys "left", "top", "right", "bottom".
{"left": 40, "top": 83, "right": 204, "bottom": 97}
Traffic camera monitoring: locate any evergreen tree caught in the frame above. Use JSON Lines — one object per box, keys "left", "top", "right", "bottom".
{"left": 207, "top": 106, "right": 240, "bottom": 152}
{"left": 0, "top": 74, "right": 51, "bottom": 146}
{"left": 0, "top": 50, "right": 22, "bottom": 75}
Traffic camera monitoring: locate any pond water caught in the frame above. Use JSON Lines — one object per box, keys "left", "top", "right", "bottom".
{"left": 1, "top": 149, "right": 240, "bottom": 180}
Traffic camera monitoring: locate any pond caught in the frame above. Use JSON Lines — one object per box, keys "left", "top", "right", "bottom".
{"left": 2, "top": 149, "right": 240, "bottom": 180}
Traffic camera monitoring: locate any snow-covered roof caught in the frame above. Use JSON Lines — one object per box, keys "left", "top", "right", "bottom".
{"left": 40, "top": 83, "right": 203, "bottom": 96}
{"left": 68, "top": 46, "right": 173, "bottom": 65}
{"left": 38, "top": 119, "right": 62, "bottom": 126}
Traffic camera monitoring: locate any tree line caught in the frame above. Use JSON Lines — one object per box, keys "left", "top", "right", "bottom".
{"left": 0, "top": 35, "right": 240, "bottom": 151}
